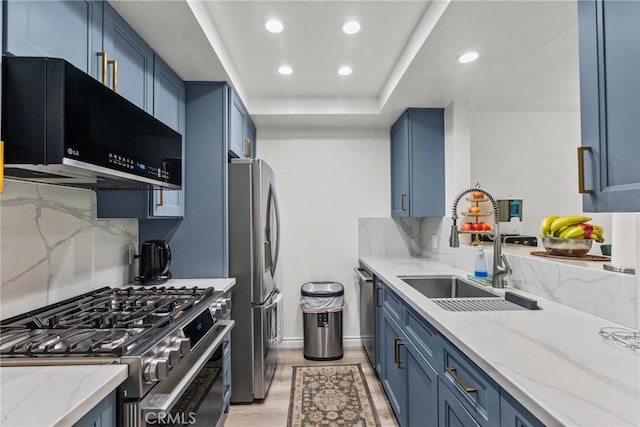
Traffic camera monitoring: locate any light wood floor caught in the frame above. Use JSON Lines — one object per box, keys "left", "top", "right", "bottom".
{"left": 225, "top": 347, "right": 399, "bottom": 427}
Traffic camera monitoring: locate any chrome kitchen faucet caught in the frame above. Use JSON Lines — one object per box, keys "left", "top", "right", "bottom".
{"left": 449, "top": 185, "right": 512, "bottom": 288}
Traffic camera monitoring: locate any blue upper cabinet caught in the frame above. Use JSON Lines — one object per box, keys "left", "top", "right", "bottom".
{"left": 578, "top": 0, "right": 640, "bottom": 212}
{"left": 151, "top": 55, "right": 186, "bottom": 217}
{"left": 229, "top": 88, "right": 256, "bottom": 158}
{"left": 390, "top": 108, "right": 445, "bottom": 218}
{"left": 4, "top": 0, "right": 103, "bottom": 78}
{"left": 391, "top": 114, "right": 411, "bottom": 217}
{"left": 102, "top": 2, "right": 153, "bottom": 112}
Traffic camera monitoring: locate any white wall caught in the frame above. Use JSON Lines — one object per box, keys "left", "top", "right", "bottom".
{"left": 469, "top": 112, "right": 612, "bottom": 241}
{"left": 257, "top": 128, "right": 390, "bottom": 347}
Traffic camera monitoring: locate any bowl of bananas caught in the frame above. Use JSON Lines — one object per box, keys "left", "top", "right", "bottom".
{"left": 539, "top": 214, "right": 605, "bottom": 257}
{"left": 541, "top": 236, "right": 593, "bottom": 257}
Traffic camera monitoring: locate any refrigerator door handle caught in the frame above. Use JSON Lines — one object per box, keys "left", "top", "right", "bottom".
{"left": 264, "top": 290, "right": 283, "bottom": 343}
{"left": 270, "top": 185, "right": 281, "bottom": 276}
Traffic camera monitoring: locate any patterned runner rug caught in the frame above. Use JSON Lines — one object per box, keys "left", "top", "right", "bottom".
{"left": 287, "top": 364, "right": 381, "bottom": 427}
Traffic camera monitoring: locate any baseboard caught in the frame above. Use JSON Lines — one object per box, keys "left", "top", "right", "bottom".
{"left": 279, "top": 336, "right": 362, "bottom": 349}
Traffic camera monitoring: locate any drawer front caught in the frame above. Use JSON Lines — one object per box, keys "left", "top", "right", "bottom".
{"left": 440, "top": 339, "right": 500, "bottom": 427}
{"left": 404, "top": 306, "right": 439, "bottom": 369}
{"left": 382, "top": 284, "right": 403, "bottom": 325}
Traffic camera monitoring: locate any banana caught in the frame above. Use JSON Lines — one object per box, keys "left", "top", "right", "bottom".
{"left": 592, "top": 225, "right": 604, "bottom": 235}
{"left": 549, "top": 215, "right": 592, "bottom": 235}
{"left": 554, "top": 225, "right": 570, "bottom": 237}
{"left": 559, "top": 225, "right": 585, "bottom": 239}
{"left": 540, "top": 215, "right": 559, "bottom": 236}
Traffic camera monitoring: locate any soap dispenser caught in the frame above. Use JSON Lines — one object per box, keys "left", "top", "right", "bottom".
{"left": 474, "top": 246, "right": 488, "bottom": 278}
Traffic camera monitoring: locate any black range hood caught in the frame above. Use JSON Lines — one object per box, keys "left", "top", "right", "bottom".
{"left": 1, "top": 56, "right": 182, "bottom": 190}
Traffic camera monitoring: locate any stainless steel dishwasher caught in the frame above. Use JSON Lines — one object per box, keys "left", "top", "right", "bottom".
{"left": 354, "top": 264, "right": 375, "bottom": 365}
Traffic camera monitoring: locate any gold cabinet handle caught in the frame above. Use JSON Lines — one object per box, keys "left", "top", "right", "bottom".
{"left": 401, "top": 194, "right": 407, "bottom": 211}
{"left": 577, "top": 146, "right": 593, "bottom": 194}
{"left": 245, "top": 138, "right": 252, "bottom": 158}
{"left": 97, "top": 52, "right": 108, "bottom": 85}
{"left": 446, "top": 367, "right": 477, "bottom": 393}
{"left": 108, "top": 59, "right": 118, "bottom": 92}
{"left": 156, "top": 189, "right": 164, "bottom": 207}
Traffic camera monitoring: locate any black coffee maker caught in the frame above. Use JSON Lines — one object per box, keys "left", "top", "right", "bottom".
{"left": 136, "top": 240, "right": 172, "bottom": 285}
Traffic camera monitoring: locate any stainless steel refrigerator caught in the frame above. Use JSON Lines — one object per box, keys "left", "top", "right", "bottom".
{"left": 229, "top": 158, "right": 282, "bottom": 403}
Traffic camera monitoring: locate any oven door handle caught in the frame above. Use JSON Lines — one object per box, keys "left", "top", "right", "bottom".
{"left": 140, "top": 320, "right": 234, "bottom": 415}
{"left": 354, "top": 267, "right": 372, "bottom": 283}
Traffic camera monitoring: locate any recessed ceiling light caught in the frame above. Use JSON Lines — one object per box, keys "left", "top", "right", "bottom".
{"left": 338, "top": 66, "right": 352, "bottom": 76}
{"left": 342, "top": 21, "right": 361, "bottom": 34}
{"left": 265, "top": 19, "right": 283, "bottom": 33}
{"left": 278, "top": 65, "right": 293, "bottom": 75}
{"left": 458, "top": 51, "right": 479, "bottom": 63}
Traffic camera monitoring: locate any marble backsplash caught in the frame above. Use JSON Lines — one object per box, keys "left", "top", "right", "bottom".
{"left": 1, "top": 181, "right": 138, "bottom": 319}
{"left": 359, "top": 217, "right": 638, "bottom": 328}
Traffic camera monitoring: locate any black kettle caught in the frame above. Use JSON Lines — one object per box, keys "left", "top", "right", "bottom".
{"left": 136, "top": 240, "right": 172, "bottom": 285}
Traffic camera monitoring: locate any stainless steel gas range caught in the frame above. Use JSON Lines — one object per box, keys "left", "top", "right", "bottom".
{"left": 0, "top": 286, "right": 234, "bottom": 427}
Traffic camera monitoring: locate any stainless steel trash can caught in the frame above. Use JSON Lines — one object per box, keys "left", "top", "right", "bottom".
{"left": 301, "top": 282, "right": 344, "bottom": 360}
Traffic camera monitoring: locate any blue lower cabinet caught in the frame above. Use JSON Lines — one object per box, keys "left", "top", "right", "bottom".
{"left": 500, "top": 391, "right": 544, "bottom": 427}
{"left": 380, "top": 310, "right": 405, "bottom": 421}
{"left": 376, "top": 280, "right": 539, "bottom": 426}
{"left": 438, "top": 378, "right": 480, "bottom": 427}
{"left": 405, "top": 340, "right": 438, "bottom": 427}
{"left": 73, "top": 391, "right": 116, "bottom": 427}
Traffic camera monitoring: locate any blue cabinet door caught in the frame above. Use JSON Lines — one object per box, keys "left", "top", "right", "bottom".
{"left": 578, "top": 0, "right": 640, "bottom": 211}
{"left": 438, "top": 378, "right": 480, "bottom": 427}
{"left": 380, "top": 310, "right": 405, "bottom": 423}
{"left": 103, "top": 2, "right": 153, "bottom": 112}
{"left": 151, "top": 55, "right": 185, "bottom": 217}
{"left": 4, "top": 0, "right": 103, "bottom": 79}
{"left": 391, "top": 112, "right": 410, "bottom": 217}
{"left": 500, "top": 391, "right": 544, "bottom": 427}
{"left": 405, "top": 340, "right": 438, "bottom": 427}
{"left": 73, "top": 391, "right": 116, "bottom": 427}
{"left": 390, "top": 109, "right": 445, "bottom": 218}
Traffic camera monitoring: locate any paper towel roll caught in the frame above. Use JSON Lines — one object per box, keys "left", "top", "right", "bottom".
{"left": 610, "top": 213, "right": 638, "bottom": 270}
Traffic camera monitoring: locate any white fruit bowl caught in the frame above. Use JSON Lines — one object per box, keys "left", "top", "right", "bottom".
{"left": 541, "top": 236, "right": 593, "bottom": 257}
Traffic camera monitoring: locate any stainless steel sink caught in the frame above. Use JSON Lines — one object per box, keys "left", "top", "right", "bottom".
{"left": 399, "top": 276, "right": 497, "bottom": 298}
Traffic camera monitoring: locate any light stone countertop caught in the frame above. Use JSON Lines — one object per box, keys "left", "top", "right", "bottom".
{"left": 0, "top": 278, "right": 234, "bottom": 426}
{"left": 0, "top": 365, "right": 127, "bottom": 426}
{"left": 360, "top": 255, "right": 640, "bottom": 427}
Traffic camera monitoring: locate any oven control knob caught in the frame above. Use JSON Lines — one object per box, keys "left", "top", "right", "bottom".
{"left": 163, "top": 347, "right": 180, "bottom": 368}
{"left": 174, "top": 337, "right": 191, "bottom": 356}
{"left": 143, "top": 358, "right": 169, "bottom": 382}
{"left": 216, "top": 301, "right": 229, "bottom": 314}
